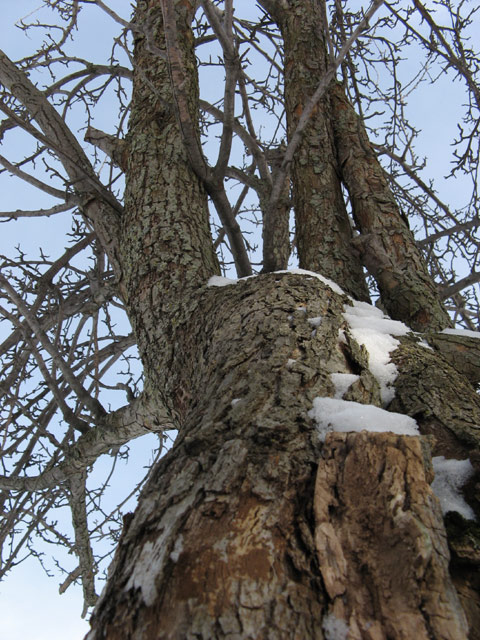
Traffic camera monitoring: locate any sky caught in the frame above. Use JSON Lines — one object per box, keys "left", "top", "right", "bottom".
{"left": 0, "top": 1, "right": 475, "bottom": 638}
{"left": 0, "top": 2, "right": 132, "bottom": 638}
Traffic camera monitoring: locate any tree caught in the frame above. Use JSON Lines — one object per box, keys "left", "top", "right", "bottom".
{"left": 1, "top": 0, "right": 480, "bottom": 637}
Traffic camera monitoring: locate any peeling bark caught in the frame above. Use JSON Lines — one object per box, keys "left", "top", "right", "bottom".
{"left": 315, "top": 431, "right": 468, "bottom": 640}
{"left": 390, "top": 336, "right": 480, "bottom": 635}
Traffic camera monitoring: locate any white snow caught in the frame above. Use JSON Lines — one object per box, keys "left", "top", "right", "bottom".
{"left": 309, "top": 397, "right": 419, "bottom": 442}
{"left": 417, "top": 339, "right": 433, "bottom": 350}
{"left": 169, "top": 534, "right": 184, "bottom": 563}
{"left": 231, "top": 398, "right": 241, "bottom": 406}
{"left": 322, "top": 613, "right": 350, "bottom": 640}
{"left": 343, "top": 300, "right": 410, "bottom": 405}
{"left": 207, "top": 268, "right": 347, "bottom": 295}
{"left": 330, "top": 373, "right": 359, "bottom": 399}
{"left": 308, "top": 316, "right": 323, "bottom": 327}
{"left": 432, "top": 457, "right": 476, "bottom": 520}
{"left": 207, "top": 275, "right": 238, "bottom": 287}
{"left": 442, "top": 328, "right": 480, "bottom": 340}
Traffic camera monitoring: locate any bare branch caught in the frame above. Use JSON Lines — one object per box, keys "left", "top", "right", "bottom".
{"left": 68, "top": 471, "right": 97, "bottom": 614}
{"left": 0, "top": 202, "right": 75, "bottom": 219}
{"left": 0, "top": 394, "right": 172, "bottom": 492}
{"left": 0, "top": 274, "right": 106, "bottom": 421}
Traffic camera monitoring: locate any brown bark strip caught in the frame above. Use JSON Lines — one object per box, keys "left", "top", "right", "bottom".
{"left": 315, "top": 431, "right": 469, "bottom": 640}
{"left": 329, "top": 82, "right": 451, "bottom": 331}
{"left": 267, "top": 0, "right": 369, "bottom": 300}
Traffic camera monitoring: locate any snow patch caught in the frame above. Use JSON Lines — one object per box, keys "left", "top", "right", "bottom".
{"left": 343, "top": 300, "right": 410, "bottom": 405}
{"left": 308, "top": 316, "right": 323, "bottom": 327}
{"left": 330, "top": 373, "right": 359, "bottom": 399}
{"left": 432, "top": 457, "right": 475, "bottom": 520}
{"left": 231, "top": 398, "right": 241, "bottom": 406}
{"left": 309, "top": 397, "right": 419, "bottom": 442}
{"left": 169, "top": 534, "right": 184, "bottom": 563}
{"left": 207, "top": 275, "right": 238, "bottom": 287}
{"left": 442, "top": 328, "right": 480, "bottom": 340}
{"left": 322, "top": 613, "right": 350, "bottom": 640}
{"left": 208, "top": 268, "right": 347, "bottom": 295}
{"left": 417, "top": 339, "right": 433, "bottom": 350}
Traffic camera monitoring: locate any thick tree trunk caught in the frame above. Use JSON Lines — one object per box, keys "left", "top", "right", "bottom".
{"left": 119, "top": 0, "right": 219, "bottom": 411}
{"left": 86, "top": 275, "right": 476, "bottom": 639}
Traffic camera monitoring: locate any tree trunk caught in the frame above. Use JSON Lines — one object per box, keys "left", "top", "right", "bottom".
{"left": 86, "top": 275, "right": 477, "bottom": 639}
{"left": 329, "top": 82, "right": 451, "bottom": 331}
{"left": 85, "top": 2, "right": 480, "bottom": 638}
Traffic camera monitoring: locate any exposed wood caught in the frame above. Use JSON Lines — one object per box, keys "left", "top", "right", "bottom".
{"left": 315, "top": 431, "right": 469, "bottom": 640}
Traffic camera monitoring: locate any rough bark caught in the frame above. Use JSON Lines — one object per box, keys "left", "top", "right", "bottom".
{"left": 390, "top": 337, "right": 480, "bottom": 459}
{"left": 262, "top": 145, "right": 291, "bottom": 272}
{"left": 119, "top": 0, "right": 219, "bottom": 410}
{"left": 426, "top": 332, "right": 480, "bottom": 385}
{"left": 270, "top": 0, "right": 370, "bottom": 301}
